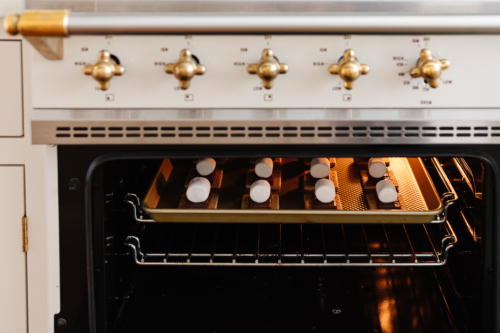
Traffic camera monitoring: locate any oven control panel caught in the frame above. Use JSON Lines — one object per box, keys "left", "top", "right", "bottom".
{"left": 31, "top": 35, "right": 499, "bottom": 108}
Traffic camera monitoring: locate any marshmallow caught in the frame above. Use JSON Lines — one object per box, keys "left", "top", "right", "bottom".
{"left": 249, "top": 179, "right": 271, "bottom": 203}
{"left": 196, "top": 158, "right": 216, "bottom": 176}
{"left": 255, "top": 157, "right": 273, "bottom": 178}
{"left": 315, "top": 178, "right": 336, "bottom": 203}
{"left": 186, "top": 177, "right": 211, "bottom": 203}
{"left": 376, "top": 179, "right": 398, "bottom": 203}
{"left": 368, "top": 157, "right": 387, "bottom": 178}
{"left": 310, "top": 157, "right": 331, "bottom": 178}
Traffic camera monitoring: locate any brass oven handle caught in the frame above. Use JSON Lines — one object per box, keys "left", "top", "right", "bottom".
{"left": 4, "top": 10, "right": 69, "bottom": 36}
{"left": 6, "top": 11, "right": 500, "bottom": 36}
{"left": 5, "top": 10, "right": 500, "bottom": 61}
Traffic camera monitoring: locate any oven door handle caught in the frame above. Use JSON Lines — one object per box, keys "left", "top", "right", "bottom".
{"left": 7, "top": 11, "right": 500, "bottom": 37}
{"left": 6, "top": 10, "right": 500, "bottom": 60}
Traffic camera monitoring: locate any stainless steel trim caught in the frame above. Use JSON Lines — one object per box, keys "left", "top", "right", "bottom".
{"left": 66, "top": 13, "right": 500, "bottom": 34}
{"left": 32, "top": 108, "right": 500, "bottom": 145}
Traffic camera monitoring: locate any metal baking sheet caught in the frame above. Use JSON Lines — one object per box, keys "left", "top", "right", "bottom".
{"left": 141, "top": 157, "right": 443, "bottom": 223}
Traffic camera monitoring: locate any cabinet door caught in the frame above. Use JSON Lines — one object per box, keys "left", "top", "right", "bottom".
{"left": 0, "top": 166, "right": 26, "bottom": 332}
{"left": 0, "top": 41, "right": 23, "bottom": 136}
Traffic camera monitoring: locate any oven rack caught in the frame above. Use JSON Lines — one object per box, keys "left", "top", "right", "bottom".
{"left": 125, "top": 221, "right": 456, "bottom": 267}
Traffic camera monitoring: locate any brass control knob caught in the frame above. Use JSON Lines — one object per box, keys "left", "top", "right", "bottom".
{"left": 247, "top": 49, "right": 288, "bottom": 89}
{"left": 83, "top": 50, "right": 125, "bottom": 91}
{"left": 328, "top": 49, "right": 369, "bottom": 90}
{"left": 165, "top": 49, "right": 206, "bottom": 90}
{"left": 410, "top": 49, "right": 450, "bottom": 88}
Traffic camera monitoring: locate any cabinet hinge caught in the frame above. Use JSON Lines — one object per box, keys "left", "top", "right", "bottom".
{"left": 22, "top": 216, "right": 28, "bottom": 252}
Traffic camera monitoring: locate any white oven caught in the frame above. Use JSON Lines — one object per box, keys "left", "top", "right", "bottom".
{"left": 2, "top": 1, "right": 500, "bottom": 333}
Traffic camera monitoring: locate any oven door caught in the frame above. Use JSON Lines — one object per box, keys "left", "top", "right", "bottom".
{"left": 52, "top": 144, "right": 498, "bottom": 333}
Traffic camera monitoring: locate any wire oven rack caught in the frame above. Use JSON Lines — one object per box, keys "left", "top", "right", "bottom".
{"left": 125, "top": 220, "right": 456, "bottom": 267}
{"left": 123, "top": 157, "right": 457, "bottom": 266}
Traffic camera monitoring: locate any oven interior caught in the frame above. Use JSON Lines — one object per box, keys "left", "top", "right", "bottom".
{"left": 67, "top": 152, "right": 492, "bottom": 333}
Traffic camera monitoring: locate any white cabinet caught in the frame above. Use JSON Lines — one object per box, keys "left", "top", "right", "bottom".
{"left": 0, "top": 1, "right": 24, "bottom": 18}
{"left": 0, "top": 166, "right": 26, "bottom": 332}
{"left": 0, "top": 40, "right": 23, "bottom": 136}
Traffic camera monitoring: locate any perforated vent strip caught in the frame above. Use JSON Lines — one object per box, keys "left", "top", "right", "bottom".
{"left": 54, "top": 126, "right": 499, "bottom": 139}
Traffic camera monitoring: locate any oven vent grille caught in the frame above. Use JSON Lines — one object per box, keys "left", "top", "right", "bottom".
{"left": 54, "top": 125, "right": 500, "bottom": 139}
{"left": 125, "top": 221, "right": 456, "bottom": 267}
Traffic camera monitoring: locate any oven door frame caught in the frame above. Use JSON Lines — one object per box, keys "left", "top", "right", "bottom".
{"left": 53, "top": 144, "right": 499, "bottom": 332}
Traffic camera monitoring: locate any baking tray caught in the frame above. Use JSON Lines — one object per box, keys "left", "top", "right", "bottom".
{"left": 141, "top": 157, "right": 446, "bottom": 224}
